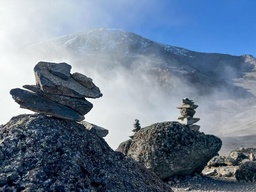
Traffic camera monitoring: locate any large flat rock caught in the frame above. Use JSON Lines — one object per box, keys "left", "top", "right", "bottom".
{"left": 10, "top": 88, "right": 84, "bottom": 121}
{"left": 23, "top": 85, "right": 93, "bottom": 115}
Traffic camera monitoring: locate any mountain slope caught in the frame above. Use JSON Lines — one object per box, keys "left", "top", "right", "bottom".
{"left": 29, "top": 28, "right": 256, "bottom": 97}
{"left": 27, "top": 28, "right": 256, "bottom": 153}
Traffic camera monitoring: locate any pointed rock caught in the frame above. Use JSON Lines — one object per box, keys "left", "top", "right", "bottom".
{"left": 34, "top": 62, "right": 102, "bottom": 98}
{"left": 182, "top": 98, "right": 194, "bottom": 105}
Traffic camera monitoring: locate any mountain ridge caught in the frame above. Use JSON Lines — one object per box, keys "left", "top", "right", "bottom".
{"left": 26, "top": 28, "right": 256, "bottom": 153}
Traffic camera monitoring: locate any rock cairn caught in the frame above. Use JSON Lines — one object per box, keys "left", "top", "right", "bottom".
{"left": 10, "top": 62, "right": 102, "bottom": 122}
{"left": 177, "top": 98, "right": 200, "bottom": 131}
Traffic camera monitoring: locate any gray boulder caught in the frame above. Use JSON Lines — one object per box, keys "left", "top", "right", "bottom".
{"left": 23, "top": 85, "right": 93, "bottom": 115}
{"left": 116, "top": 121, "right": 222, "bottom": 179}
{"left": 80, "top": 121, "right": 109, "bottom": 138}
{"left": 10, "top": 88, "right": 84, "bottom": 121}
{"left": 34, "top": 61, "right": 102, "bottom": 98}
{"left": 235, "top": 161, "right": 256, "bottom": 182}
{"left": 0, "top": 114, "right": 172, "bottom": 191}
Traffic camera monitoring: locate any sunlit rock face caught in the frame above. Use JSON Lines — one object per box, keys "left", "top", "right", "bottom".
{"left": 117, "top": 121, "right": 222, "bottom": 179}
{"left": 0, "top": 114, "right": 172, "bottom": 191}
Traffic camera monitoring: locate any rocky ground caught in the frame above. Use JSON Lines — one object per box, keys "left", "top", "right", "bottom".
{"left": 169, "top": 175, "right": 256, "bottom": 192}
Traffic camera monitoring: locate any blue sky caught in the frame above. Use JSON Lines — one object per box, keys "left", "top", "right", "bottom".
{"left": 1, "top": 0, "right": 256, "bottom": 56}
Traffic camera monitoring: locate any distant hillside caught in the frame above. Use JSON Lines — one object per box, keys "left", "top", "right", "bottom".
{"left": 27, "top": 28, "right": 256, "bottom": 153}
{"left": 28, "top": 28, "right": 256, "bottom": 98}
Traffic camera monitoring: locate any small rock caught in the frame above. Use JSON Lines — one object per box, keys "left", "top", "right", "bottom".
{"left": 203, "top": 169, "right": 217, "bottom": 176}
{"left": 80, "top": 121, "right": 109, "bottom": 138}
{"left": 249, "top": 153, "right": 256, "bottom": 161}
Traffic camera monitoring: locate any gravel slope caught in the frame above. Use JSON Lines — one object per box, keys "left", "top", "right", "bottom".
{"left": 170, "top": 176, "right": 256, "bottom": 192}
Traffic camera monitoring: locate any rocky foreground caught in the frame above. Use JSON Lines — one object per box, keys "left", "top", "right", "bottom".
{"left": 0, "top": 114, "right": 171, "bottom": 191}
{"left": 5, "top": 61, "right": 256, "bottom": 191}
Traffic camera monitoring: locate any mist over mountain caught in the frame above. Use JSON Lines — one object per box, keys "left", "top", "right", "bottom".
{"left": 27, "top": 28, "right": 256, "bottom": 153}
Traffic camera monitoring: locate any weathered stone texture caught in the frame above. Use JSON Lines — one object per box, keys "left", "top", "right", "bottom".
{"left": 34, "top": 62, "right": 102, "bottom": 98}
{"left": 235, "top": 161, "right": 256, "bottom": 182}
{"left": 23, "top": 85, "right": 93, "bottom": 115}
{"left": 10, "top": 88, "right": 84, "bottom": 121}
{"left": 10, "top": 62, "right": 102, "bottom": 122}
{"left": 117, "top": 121, "right": 222, "bottom": 179}
{"left": 0, "top": 114, "right": 172, "bottom": 191}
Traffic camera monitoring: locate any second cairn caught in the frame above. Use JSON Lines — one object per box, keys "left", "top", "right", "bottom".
{"left": 177, "top": 98, "right": 200, "bottom": 131}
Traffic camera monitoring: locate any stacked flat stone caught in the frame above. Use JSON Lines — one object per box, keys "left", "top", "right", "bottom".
{"left": 177, "top": 98, "right": 200, "bottom": 131}
{"left": 10, "top": 62, "right": 102, "bottom": 122}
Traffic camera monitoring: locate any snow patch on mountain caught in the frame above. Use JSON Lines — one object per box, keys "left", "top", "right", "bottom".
{"left": 163, "top": 45, "right": 190, "bottom": 56}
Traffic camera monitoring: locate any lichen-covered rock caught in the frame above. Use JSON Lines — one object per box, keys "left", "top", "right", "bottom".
{"left": 117, "top": 121, "right": 222, "bottom": 179}
{"left": 235, "top": 161, "right": 256, "bottom": 182}
{"left": 0, "top": 114, "right": 171, "bottom": 191}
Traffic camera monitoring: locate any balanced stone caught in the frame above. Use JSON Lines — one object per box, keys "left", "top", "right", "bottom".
{"left": 182, "top": 98, "right": 194, "bottom": 105}
{"left": 34, "top": 62, "right": 102, "bottom": 98}
{"left": 180, "top": 108, "right": 196, "bottom": 116}
{"left": 23, "top": 85, "right": 93, "bottom": 115}
{"left": 177, "top": 103, "right": 198, "bottom": 109}
{"left": 10, "top": 88, "right": 84, "bottom": 121}
{"left": 80, "top": 121, "right": 109, "bottom": 138}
